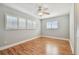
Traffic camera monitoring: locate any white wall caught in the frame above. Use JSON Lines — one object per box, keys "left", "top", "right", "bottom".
{"left": 0, "top": 4, "right": 40, "bottom": 47}
{"left": 41, "top": 15, "right": 70, "bottom": 39}
{"left": 0, "top": 5, "right": 4, "bottom": 46}
{"left": 75, "top": 3, "right": 79, "bottom": 55}
{"left": 69, "top": 4, "right": 75, "bottom": 54}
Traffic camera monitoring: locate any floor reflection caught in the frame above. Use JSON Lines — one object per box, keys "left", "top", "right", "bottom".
{"left": 46, "top": 44, "right": 59, "bottom": 55}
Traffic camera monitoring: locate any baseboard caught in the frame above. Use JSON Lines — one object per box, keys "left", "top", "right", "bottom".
{"left": 0, "top": 36, "right": 41, "bottom": 50}
{"left": 69, "top": 40, "right": 75, "bottom": 54}
{"left": 41, "top": 35, "right": 69, "bottom": 41}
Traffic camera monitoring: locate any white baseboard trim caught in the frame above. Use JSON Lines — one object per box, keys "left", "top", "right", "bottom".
{"left": 42, "top": 35, "right": 69, "bottom": 41}
{"left": 0, "top": 36, "right": 41, "bottom": 50}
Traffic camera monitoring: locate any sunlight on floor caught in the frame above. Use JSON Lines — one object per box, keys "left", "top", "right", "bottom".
{"left": 46, "top": 44, "right": 59, "bottom": 55}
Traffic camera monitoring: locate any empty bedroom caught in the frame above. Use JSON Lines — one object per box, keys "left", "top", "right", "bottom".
{"left": 0, "top": 3, "right": 75, "bottom": 55}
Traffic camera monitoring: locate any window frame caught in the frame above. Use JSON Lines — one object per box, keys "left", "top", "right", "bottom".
{"left": 46, "top": 20, "right": 59, "bottom": 29}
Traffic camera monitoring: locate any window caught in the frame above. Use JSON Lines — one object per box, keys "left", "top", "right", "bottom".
{"left": 6, "top": 15, "right": 18, "bottom": 30}
{"left": 32, "top": 21, "right": 36, "bottom": 29}
{"left": 47, "top": 22, "right": 52, "bottom": 29}
{"left": 47, "top": 21, "right": 58, "bottom": 29}
{"left": 27, "top": 20, "right": 33, "bottom": 29}
{"left": 18, "top": 18, "right": 26, "bottom": 29}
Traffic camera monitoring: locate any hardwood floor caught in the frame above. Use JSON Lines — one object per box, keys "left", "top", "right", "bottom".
{"left": 0, "top": 37, "right": 72, "bottom": 55}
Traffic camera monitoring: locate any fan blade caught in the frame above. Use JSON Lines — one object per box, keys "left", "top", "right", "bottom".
{"left": 43, "top": 8, "right": 48, "bottom": 10}
{"left": 43, "top": 11, "right": 50, "bottom": 15}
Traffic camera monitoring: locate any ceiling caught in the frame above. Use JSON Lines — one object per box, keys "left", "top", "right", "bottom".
{"left": 3, "top": 3, "right": 73, "bottom": 19}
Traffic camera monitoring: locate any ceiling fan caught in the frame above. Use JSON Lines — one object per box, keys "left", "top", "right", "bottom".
{"left": 37, "top": 4, "right": 50, "bottom": 16}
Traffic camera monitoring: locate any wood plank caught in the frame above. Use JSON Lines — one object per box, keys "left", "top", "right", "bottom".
{"left": 0, "top": 37, "right": 72, "bottom": 55}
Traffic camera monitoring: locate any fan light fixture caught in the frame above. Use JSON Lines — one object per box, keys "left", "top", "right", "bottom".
{"left": 37, "top": 4, "right": 50, "bottom": 16}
